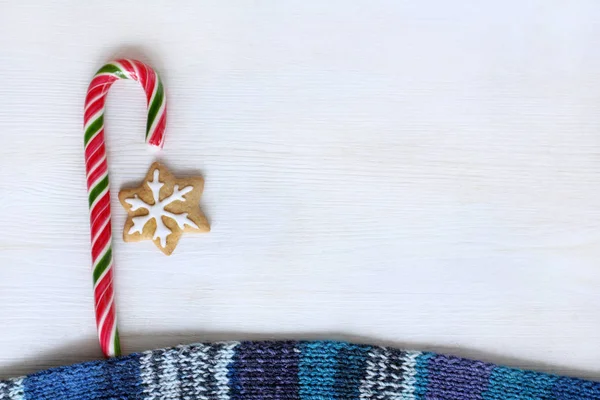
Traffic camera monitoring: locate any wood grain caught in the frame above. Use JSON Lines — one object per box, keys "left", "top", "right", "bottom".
{"left": 1, "top": 0, "right": 600, "bottom": 380}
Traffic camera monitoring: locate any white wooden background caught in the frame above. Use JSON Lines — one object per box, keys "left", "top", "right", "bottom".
{"left": 1, "top": 0, "right": 600, "bottom": 381}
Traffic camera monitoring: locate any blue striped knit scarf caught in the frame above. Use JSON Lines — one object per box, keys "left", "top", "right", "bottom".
{"left": 1, "top": 341, "right": 598, "bottom": 399}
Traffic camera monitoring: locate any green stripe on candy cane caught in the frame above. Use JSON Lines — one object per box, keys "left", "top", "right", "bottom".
{"left": 93, "top": 248, "right": 112, "bottom": 284}
{"left": 88, "top": 176, "right": 109, "bottom": 208}
{"left": 146, "top": 79, "right": 165, "bottom": 140}
{"left": 84, "top": 115, "right": 103, "bottom": 146}
{"left": 95, "top": 63, "right": 130, "bottom": 79}
{"left": 114, "top": 328, "right": 121, "bottom": 356}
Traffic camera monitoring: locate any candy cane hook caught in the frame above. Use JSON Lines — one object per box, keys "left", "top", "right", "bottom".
{"left": 84, "top": 59, "right": 167, "bottom": 357}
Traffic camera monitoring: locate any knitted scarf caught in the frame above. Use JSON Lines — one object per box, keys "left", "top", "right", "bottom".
{"left": 1, "top": 341, "right": 598, "bottom": 399}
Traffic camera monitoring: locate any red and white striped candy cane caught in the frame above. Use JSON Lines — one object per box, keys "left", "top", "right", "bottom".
{"left": 84, "top": 59, "right": 167, "bottom": 357}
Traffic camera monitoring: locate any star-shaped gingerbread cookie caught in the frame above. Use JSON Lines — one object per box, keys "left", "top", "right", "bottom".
{"left": 118, "top": 162, "right": 210, "bottom": 255}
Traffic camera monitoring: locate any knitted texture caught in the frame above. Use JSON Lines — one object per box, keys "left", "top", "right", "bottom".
{"left": 1, "top": 341, "right": 598, "bottom": 399}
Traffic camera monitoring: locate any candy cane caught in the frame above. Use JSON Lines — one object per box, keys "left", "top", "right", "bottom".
{"left": 84, "top": 59, "right": 167, "bottom": 357}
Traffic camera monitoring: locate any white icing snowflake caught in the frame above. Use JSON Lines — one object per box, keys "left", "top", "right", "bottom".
{"left": 124, "top": 169, "right": 199, "bottom": 248}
